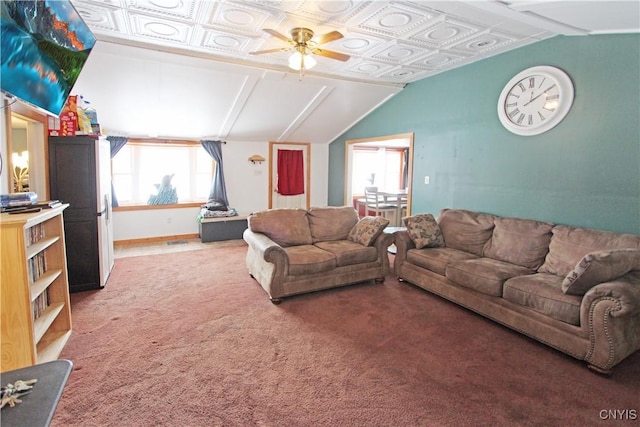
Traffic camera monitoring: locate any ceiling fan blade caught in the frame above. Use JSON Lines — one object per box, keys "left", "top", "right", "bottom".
{"left": 311, "top": 30, "right": 344, "bottom": 45}
{"left": 311, "top": 48, "right": 350, "bottom": 62}
{"left": 263, "top": 28, "right": 293, "bottom": 43}
{"left": 249, "top": 47, "right": 293, "bottom": 55}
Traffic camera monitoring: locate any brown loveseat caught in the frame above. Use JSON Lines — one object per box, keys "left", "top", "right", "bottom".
{"left": 394, "top": 209, "right": 640, "bottom": 374}
{"left": 244, "top": 206, "right": 394, "bottom": 304}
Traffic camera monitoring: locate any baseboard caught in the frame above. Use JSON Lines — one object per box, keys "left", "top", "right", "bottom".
{"left": 114, "top": 233, "right": 199, "bottom": 246}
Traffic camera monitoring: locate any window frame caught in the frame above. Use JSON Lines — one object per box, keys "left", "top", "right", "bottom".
{"left": 351, "top": 146, "right": 406, "bottom": 196}
{"left": 111, "top": 137, "right": 214, "bottom": 211}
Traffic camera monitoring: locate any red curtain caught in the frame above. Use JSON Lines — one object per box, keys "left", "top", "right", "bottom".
{"left": 277, "top": 149, "right": 304, "bottom": 196}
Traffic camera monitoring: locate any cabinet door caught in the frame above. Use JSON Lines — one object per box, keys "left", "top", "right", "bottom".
{"left": 49, "top": 136, "right": 100, "bottom": 292}
{"left": 49, "top": 137, "right": 97, "bottom": 222}
{"left": 64, "top": 218, "right": 100, "bottom": 292}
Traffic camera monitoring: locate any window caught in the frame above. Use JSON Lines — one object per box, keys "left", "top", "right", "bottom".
{"left": 112, "top": 139, "right": 214, "bottom": 206}
{"left": 352, "top": 147, "right": 404, "bottom": 195}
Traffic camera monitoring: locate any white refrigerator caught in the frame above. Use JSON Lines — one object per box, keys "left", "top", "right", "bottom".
{"left": 96, "top": 138, "right": 115, "bottom": 287}
{"left": 49, "top": 136, "right": 114, "bottom": 292}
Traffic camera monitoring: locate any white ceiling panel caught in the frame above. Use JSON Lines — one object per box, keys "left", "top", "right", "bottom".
{"left": 66, "top": 1, "right": 637, "bottom": 143}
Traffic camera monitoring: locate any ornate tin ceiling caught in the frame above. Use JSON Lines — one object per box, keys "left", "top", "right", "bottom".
{"left": 71, "top": 0, "right": 639, "bottom": 85}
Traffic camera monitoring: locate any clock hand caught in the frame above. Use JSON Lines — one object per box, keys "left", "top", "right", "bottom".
{"left": 524, "top": 91, "right": 546, "bottom": 107}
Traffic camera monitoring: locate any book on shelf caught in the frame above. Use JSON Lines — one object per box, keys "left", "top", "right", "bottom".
{"left": 32, "top": 288, "right": 50, "bottom": 320}
{"left": 34, "top": 200, "right": 62, "bottom": 208}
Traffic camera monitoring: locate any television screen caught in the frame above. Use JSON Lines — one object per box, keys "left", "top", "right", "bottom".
{"left": 1, "top": 0, "right": 96, "bottom": 116}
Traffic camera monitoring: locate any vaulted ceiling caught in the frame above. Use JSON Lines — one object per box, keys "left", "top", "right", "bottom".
{"left": 68, "top": 1, "right": 639, "bottom": 143}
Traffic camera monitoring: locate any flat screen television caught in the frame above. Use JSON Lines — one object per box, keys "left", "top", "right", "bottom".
{"left": 1, "top": 0, "right": 96, "bottom": 116}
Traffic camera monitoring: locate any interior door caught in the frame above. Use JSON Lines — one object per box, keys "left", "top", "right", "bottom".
{"left": 269, "top": 141, "right": 310, "bottom": 209}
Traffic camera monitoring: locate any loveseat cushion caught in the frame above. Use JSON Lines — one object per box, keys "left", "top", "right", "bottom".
{"left": 538, "top": 225, "right": 640, "bottom": 277}
{"left": 308, "top": 206, "right": 359, "bottom": 242}
{"left": 348, "top": 216, "right": 389, "bottom": 246}
{"left": 404, "top": 213, "right": 445, "bottom": 249}
{"left": 314, "top": 240, "right": 378, "bottom": 267}
{"left": 562, "top": 249, "right": 640, "bottom": 295}
{"left": 248, "top": 208, "right": 312, "bottom": 247}
{"left": 483, "top": 217, "right": 553, "bottom": 269}
{"left": 406, "top": 247, "right": 478, "bottom": 276}
{"left": 446, "top": 258, "right": 534, "bottom": 297}
{"left": 503, "top": 273, "right": 582, "bottom": 325}
{"left": 437, "top": 209, "right": 495, "bottom": 256}
{"left": 283, "top": 245, "right": 337, "bottom": 275}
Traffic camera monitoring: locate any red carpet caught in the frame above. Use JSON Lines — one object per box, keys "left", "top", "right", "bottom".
{"left": 52, "top": 244, "right": 639, "bottom": 426}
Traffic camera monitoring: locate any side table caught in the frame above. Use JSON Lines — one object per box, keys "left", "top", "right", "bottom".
{"left": 383, "top": 226, "right": 406, "bottom": 254}
{"left": 1, "top": 359, "right": 73, "bottom": 427}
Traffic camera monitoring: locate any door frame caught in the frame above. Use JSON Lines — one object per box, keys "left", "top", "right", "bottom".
{"left": 4, "top": 100, "right": 50, "bottom": 198}
{"left": 268, "top": 141, "right": 311, "bottom": 209}
{"left": 344, "top": 132, "right": 414, "bottom": 216}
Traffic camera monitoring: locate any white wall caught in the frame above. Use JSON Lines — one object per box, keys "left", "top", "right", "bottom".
{"left": 0, "top": 106, "right": 330, "bottom": 242}
{"left": 112, "top": 140, "right": 329, "bottom": 242}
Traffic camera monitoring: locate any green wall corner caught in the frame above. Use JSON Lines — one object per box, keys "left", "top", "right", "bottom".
{"left": 329, "top": 34, "right": 640, "bottom": 234}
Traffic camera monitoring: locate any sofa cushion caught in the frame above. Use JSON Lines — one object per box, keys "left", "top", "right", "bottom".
{"left": 283, "top": 245, "right": 337, "bottom": 275}
{"left": 404, "top": 213, "right": 445, "bottom": 249}
{"left": 406, "top": 247, "right": 478, "bottom": 276}
{"left": 314, "top": 240, "right": 378, "bottom": 267}
{"left": 483, "top": 217, "right": 554, "bottom": 269}
{"left": 446, "top": 258, "right": 534, "bottom": 297}
{"left": 539, "top": 225, "right": 640, "bottom": 277}
{"left": 503, "top": 273, "right": 582, "bottom": 326}
{"left": 348, "top": 216, "right": 389, "bottom": 247}
{"left": 562, "top": 249, "right": 640, "bottom": 295}
{"left": 437, "top": 209, "right": 495, "bottom": 256}
{"left": 308, "top": 206, "right": 359, "bottom": 242}
{"left": 248, "top": 209, "right": 312, "bottom": 247}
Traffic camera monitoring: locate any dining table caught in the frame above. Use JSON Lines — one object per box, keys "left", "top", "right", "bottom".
{"left": 377, "top": 189, "right": 408, "bottom": 226}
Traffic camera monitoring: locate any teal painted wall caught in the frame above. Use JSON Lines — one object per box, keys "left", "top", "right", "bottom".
{"left": 328, "top": 34, "right": 640, "bottom": 234}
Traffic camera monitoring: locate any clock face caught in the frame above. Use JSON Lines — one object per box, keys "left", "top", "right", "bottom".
{"left": 497, "top": 66, "right": 574, "bottom": 136}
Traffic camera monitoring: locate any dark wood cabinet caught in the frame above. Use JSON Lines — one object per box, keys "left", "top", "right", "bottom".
{"left": 48, "top": 136, "right": 103, "bottom": 292}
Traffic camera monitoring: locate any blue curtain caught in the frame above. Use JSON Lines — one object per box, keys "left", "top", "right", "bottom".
{"left": 200, "top": 140, "right": 229, "bottom": 206}
{"left": 106, "top": 136, "right": 129, "bottom": 207}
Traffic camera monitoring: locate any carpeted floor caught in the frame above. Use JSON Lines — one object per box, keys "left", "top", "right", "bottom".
{"left": 52, "top": 243, "right": 640, "bottom": 426}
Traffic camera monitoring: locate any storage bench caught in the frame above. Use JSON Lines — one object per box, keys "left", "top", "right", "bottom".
{"left": 199, "top": 215, "right": 248, "bottom": 242}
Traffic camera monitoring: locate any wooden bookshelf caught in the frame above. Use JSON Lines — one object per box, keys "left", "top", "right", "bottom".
{"left": 1, "top": 204, "right": 72, "bottom": 372}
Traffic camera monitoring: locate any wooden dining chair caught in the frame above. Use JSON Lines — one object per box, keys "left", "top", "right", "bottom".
{"left": 364, "top": 186, "right": 397, "bottom": 222}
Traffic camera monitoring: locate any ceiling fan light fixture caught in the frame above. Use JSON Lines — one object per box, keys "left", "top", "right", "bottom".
{"left": 288, "top": 50, "right": 316, "bottom": 71}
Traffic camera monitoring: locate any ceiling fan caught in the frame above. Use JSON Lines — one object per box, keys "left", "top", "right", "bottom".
{"left": 250, "top": 27, "right": 350, "bottom": 73}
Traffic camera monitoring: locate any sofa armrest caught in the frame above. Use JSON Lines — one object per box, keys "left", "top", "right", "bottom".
{"left": 372, "top": 231, "right": 395, "bottom": 275}
{"left": 582, "top": 271, "right": 640, "bottom": 318}
{"left": 244, "top": 229, "right": 284, "bottom": 258}
{"left": 393, "top": 230, "right": 416, "bottom": 276}
{"left": 243, "top": 229, "right": 289, "bottom": 299}
{"left": 580, "top": 271, "right": 640, "bottom": 373}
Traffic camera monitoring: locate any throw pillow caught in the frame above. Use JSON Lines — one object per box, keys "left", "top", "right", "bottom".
{"left": 562, "top": 248, "right": 640, "bottom": 295}
{"left": 403, "top": 214, "right": 445, "bottom": 249}
{"left": 348, "top": 216, "right": 390, "bottom": 247}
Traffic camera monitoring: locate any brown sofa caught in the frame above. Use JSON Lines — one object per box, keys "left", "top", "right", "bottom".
{"left": 394, "top": 209, "right": 640, "bottom": 374}
{"left": 244, "top": 206, "right": 394, "bottom": 304}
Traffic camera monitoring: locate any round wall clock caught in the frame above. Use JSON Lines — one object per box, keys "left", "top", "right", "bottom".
{"left": 497, "top": 66, "right": 574, "bottom": 136}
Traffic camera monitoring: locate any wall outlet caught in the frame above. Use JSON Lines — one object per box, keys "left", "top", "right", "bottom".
{"left": 424, "top": 176, "right": 430, "bottom": 185}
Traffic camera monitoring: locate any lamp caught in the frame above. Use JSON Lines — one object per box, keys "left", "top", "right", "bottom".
{"left": 288, "top": 47, "right": 316, "bottom": 73}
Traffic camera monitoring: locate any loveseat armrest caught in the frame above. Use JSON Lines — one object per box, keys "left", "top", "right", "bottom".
{"left": 243, "top": 229, "right": 283, "bottom": 257}
{"left": 372, "top": 232, "right": 395, "bottom": 275}
{"left": 393, "top": 230, "right": 416, "bottom": 276}
{"left": 243, "top": 229, "right": 289, "bottom": 300}
{"left": 580, "top": 271, "right": 640, "bottom": 373}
